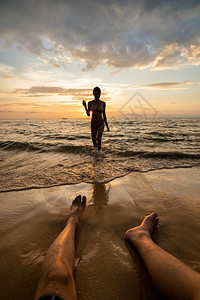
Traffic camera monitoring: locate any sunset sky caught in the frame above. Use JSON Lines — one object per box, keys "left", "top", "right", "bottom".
{"left": 0, "top": 0, "right": 199, "bottom": 119}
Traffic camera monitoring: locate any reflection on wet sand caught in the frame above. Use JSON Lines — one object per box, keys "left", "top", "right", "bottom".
{"left": 75, "top": 174, "right": 162, "bottom": 300}
{"left": 0, "top": 168, "right": 199, "bottom": 300}
{"left": 91, "top": 183, "right": 109, "bottom": 212}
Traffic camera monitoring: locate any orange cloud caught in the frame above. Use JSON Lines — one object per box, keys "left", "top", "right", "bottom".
{"left": 132, "top": 82, "right": 185, "bottom": 90}
{"left": 9, "top": 86, "right": 110, "bottom": 101}
{"left": 184, "top": 81, "right": 200, "bottom": 85}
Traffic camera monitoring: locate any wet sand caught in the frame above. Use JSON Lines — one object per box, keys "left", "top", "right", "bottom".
{"left": 0, "top": 167, "right": 199, "bottom": 300}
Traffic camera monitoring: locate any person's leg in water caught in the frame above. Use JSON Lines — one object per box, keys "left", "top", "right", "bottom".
{"left": 96, "top": 122, "right": 104, "bottom": 151}
{"left": 34, "top": 195, "right": 87, "bottom": 300}
{"left": 91, "top": 123, "right": 98, "bottom": 148}
{"left": 124, "top": 213, "right": 200, "bottom": 300}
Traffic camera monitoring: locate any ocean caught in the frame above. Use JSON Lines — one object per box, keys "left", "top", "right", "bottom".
{"left": 0, "top": 117, "right": 200, "bottom": 192}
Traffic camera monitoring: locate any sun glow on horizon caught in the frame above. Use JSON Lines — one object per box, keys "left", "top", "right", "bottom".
{"left": 0, "top": 1, "right": 200, "bottom": 119}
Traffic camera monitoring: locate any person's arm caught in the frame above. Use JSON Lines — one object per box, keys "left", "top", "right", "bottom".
{"left": 82, "top": 100, "right": 90, "bottom": 116}
{"left": 103, "top": 102, "right": 110, "bottom": 131}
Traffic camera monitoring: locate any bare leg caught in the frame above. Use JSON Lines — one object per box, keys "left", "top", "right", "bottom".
{"left": 91, "top": 124, "right": 98, "bottom": 148}
{"left": 124, "top": 213, "right": 200, "bottom": 300}
{"left": 96, "top": 122, "right": 104, "bottom": 151}
{"left": 34, "top": 195, "right": 86, "bottom": 300}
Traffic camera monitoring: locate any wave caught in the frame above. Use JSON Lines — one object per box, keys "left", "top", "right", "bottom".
{"left": 146, "top": 131, "right": 174, "bottom": 137}
{"left": 0, "top": 141, "right": 41, "bottom": 152}
{"left": 1, "top": 140, "right": 200, "bottom": 161}
{"left": 145, "top": 137, "right": 190, "bottom": 142}
{"left": 116, "top": 150, "right": 200, "bottom": 160}
{"left": 0, "top": 164, "right": 197, "bottom": 193}
{"left": 0, "top": 140, "right": 94, "bottom": 155}
{"left": 43, "top": 134, "right": 88, "bottom": 140}
{"left": 56, "top": 144, "right": 93, "bottom": 155}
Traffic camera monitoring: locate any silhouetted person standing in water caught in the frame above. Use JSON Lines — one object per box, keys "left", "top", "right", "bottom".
{"left": 82, "top": 87, "right": 109, "bottom": 151}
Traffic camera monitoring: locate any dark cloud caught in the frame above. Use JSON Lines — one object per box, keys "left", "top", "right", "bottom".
{"left": 0, "top": 0, "right": 199, "bottom": 70}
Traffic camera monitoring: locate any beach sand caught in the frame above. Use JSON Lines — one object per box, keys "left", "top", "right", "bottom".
{"left": 0, "top": 167, "right": 199, "bottom": 300}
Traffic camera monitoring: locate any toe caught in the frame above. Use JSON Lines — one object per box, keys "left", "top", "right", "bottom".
{"left": 82, "top": 195, "right": 87, "bottom": 205}
{"left": 151, "top": 212, "right": 158, "bottom": 218}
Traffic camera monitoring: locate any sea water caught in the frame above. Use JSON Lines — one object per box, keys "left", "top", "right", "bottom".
{"left": 0, "top": 117, "right": 199, "bottom": 191}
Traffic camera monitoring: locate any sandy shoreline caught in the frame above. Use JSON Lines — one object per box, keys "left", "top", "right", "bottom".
{"left": 0, "top": 167, "right": 200, "bottom": 300}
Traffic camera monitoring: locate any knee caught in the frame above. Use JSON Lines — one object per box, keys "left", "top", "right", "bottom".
{"left": 44, "top": 264, "right": 74, "bottom": 286}
{"left": 97, "top": 134, "right": 102, "bottom": 140}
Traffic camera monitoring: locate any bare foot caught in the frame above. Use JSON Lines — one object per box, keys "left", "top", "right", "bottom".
{"left": 124, "top": 212, "right": 159, "bottom": 245}
{"left": 69, "top": 195, "right": 86, "bottom": 221}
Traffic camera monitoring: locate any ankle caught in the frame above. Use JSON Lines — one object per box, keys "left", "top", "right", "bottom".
{"left": 68, "top": 214, "right": 79, "bottom": 225}
{"left": 125, "top": 228, "right": 151, "bottom": 245}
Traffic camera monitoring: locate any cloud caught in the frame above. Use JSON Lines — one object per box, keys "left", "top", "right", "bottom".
{"left": 0, "top": 63, "right": 16, "bottom": 78}
{"left": 133, "top": 82, "right": 185, "bottom": 90}
{"left": 4, "top": 86, "right": 110, "bottom": 100}
{"left": 12, "top": 86, "right": 92, "bottom": 97}
{"left": 0, "top": 110, "right": 14, "bottom": 113}
{"left": 0, "top": 0, "right": 199, "bottom": 70}
{"left": 153, "top": 42, "right": 200, "bottom": 69}
{"left": 184, "top": 80, "right": 200, "bottom": 85}
{"left": 133, "top": 80, "right": 200, "bottom": 90}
